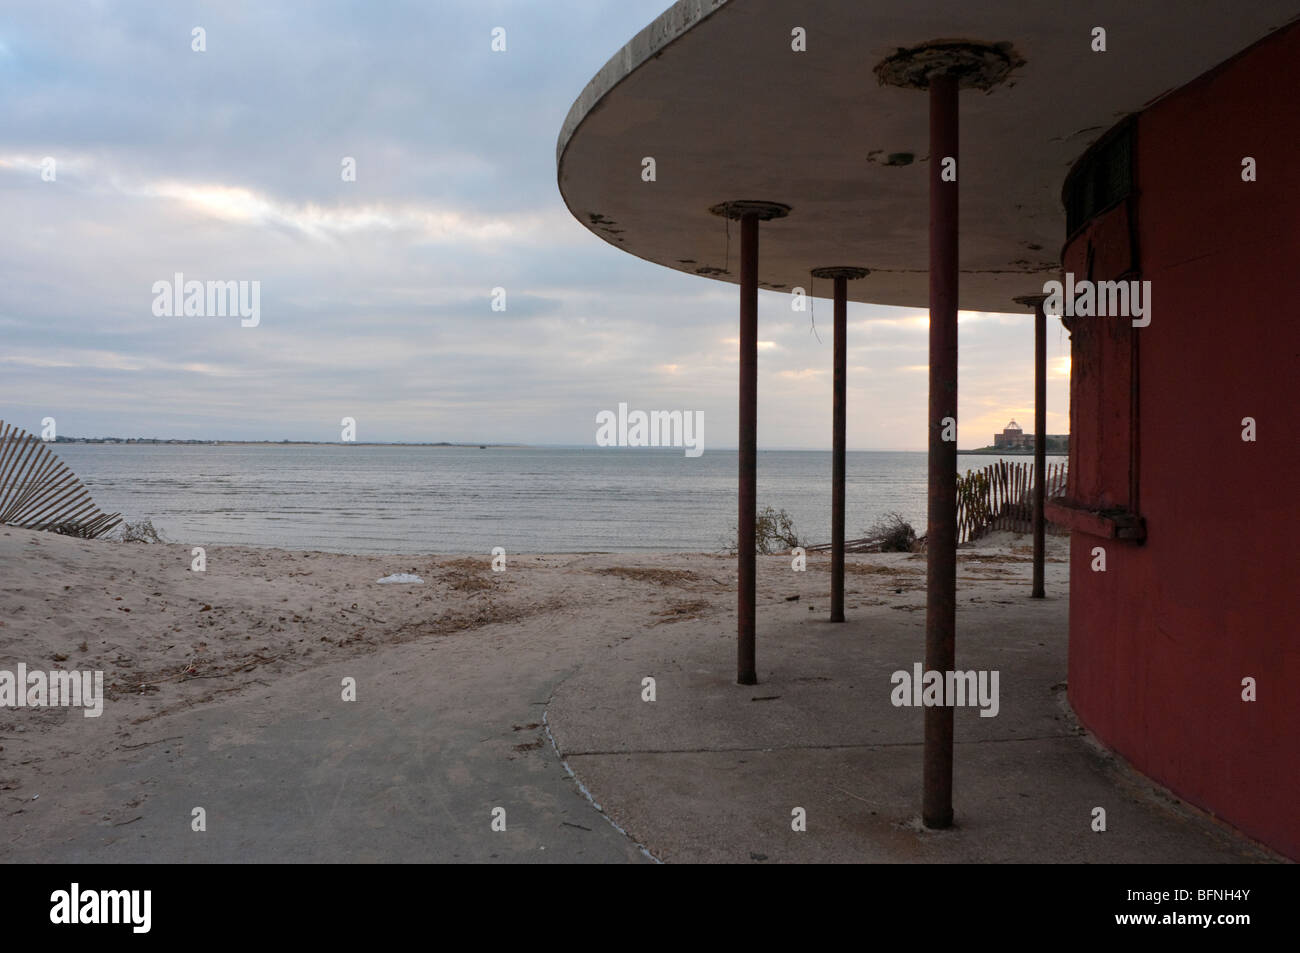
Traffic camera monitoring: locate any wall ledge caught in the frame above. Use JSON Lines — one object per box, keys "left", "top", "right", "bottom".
{"left": 1045, "top": 497, "right": 1147, "bottom": 542}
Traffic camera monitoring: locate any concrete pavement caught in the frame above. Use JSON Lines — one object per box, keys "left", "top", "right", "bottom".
{"left": 4, "top": 544, "right": 1279, "bottom": 863}
{"left": 4, "top": 613, "right": 651, "bottom": 864}
{"left": 546, "top": 575, "right": 1279, "bottom": 862}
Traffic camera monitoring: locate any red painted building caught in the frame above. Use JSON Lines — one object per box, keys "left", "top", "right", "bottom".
{"left": 558, "top": 0, "right": 1300, "bottom": 859}
{"left": 1049, "top": 21, "right": 1300, "bottom": 859}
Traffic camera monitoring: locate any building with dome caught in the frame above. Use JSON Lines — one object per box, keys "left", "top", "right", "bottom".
{"left": 993, "top": 420, "right": 1029, "bottom": 449}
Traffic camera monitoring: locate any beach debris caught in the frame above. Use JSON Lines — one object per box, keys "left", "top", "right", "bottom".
{"left": 806, "top": 512, "right": 916, "bottom": 554}
{"left": 0, "top": 420, "right": 122, "bottom": 538}
{"left": 377, "top": 573, "right": 423, "bottom": 584}
{"left": 110, "top": 519, "right": 165, "bottom": 543}
{"left": 650, "top": 598, "right": 711, "bottom": 625}
{"left": 865, "top": 512, "right": 918, "bottom": 553}
{"left": 734, "top": 505, "right": 802, "bottom": 555}
{"left": 596, "top": 567, "right": 698, "bottom": 587}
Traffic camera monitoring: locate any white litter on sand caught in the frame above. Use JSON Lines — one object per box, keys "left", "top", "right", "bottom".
{"left": 376, "top": 573, "right": 423, "bottom": 584}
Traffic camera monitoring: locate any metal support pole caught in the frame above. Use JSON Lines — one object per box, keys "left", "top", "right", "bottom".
{"left": 714, "top": 199, "right": 788, "bottom": 687}
{"left": 1033, "top": 297, "right": 1047, "bottom": 598}
{"left": 1016, "top": 292, "right": 1050, "bottom": 597}
{"left": 813, "top": 265, "right": 867, "bottom": 625}
{"left": 738, "top": 211, "right": 759, "bottom": 685}
{"left": 923, "top": 72, "right": 958, "bottom": 830}
{"left": 831, "top": 275, "right": 847, "bottom": 623}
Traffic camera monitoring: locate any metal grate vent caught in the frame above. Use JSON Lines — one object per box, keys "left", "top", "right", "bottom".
{"left": 1064, "top": 124, "right": 1133, "bottom": 235}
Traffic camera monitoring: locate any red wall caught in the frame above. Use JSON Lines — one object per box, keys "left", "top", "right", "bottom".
{"left": 1065, "top": 21, "right": 1300, "bottom": 859}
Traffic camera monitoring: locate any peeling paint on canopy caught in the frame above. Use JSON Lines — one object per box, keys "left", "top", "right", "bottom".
{"left": 556, "top": 0, "right": 1300, "bottom": 311}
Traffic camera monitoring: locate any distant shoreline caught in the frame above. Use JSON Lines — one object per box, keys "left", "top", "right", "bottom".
{"left": 957, "top": 449, "right": 1069, "bottom": 456}
{"left": 50, "top": 439, "right": 525, "bottom": 448}
{"left": 49, "top": 440, "right": 1070, "bottom": 454}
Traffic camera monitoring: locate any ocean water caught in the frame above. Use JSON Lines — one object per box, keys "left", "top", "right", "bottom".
{"left": 49, "top": 444, "right": 1058, "bottom": 555}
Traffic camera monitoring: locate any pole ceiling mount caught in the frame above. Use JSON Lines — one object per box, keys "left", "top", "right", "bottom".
{"left": 811, "top": 266, "right": 870, "bottom": 280}
{"left": 874, "top": 40, "right": 1024, "bottom": 91}
{"left": 1013, "top": 293, "right": 1050, "bottom": 310}
{"left": 708, "top": 200, "right": 791, "bottom": 221}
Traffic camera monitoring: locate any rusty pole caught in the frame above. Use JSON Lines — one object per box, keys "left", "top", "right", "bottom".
{"left": 712, "top": 201, "right": 789, "bottom": 687}
{"left": 924, "top": 72, "right": 959, "bottom": 829}
{"left": 1014, "top": 292, "right": 1050, "bottom": 598}
{"left": 831, "top": 274, "right": 847, "bottom": 622}
{"left": 737, "top": 210, "right": 760, "bottom": 685}
{"left": 1033, "top": 296, "right": 1047, "bottom": 598}
{"left": 874, "top": 35, "right": 1018, "bottom": 835}
{"left": 812, "top": 266, "right": 868, "bottom": 623}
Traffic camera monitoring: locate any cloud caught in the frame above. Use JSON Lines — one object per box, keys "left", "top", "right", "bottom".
{"left": 0, "top": 2, "right": 1072, "bottom": 450}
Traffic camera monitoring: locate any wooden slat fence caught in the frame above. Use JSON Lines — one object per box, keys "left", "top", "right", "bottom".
{"left": 957, "top": 459, "right": 1068, "bottom": 544}
{"left": 0, "top": 420, "right": 121, "bottom": 538}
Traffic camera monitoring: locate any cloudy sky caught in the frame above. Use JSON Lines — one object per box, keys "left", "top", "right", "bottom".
{"left": 0, "top": 1, "right": 1070, "bottom": 450}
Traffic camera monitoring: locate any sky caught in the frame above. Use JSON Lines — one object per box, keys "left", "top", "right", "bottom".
{"left": 0, "top": 1, "right": 1071, "bottom": 450}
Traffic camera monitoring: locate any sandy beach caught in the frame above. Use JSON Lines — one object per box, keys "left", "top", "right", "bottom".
{"left": 3, "top": 524, "right": 1274, "bottom": 863}
{"left": 1, "top": 525, "right": 1050, "bottom": 740}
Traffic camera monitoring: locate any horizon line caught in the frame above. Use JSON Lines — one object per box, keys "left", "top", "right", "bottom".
{"left": 41, "top": 436, "right": 1069, "bottom": 454}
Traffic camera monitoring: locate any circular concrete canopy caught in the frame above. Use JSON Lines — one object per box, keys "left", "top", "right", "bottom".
{"left": 557, "top": 0, "right": 1300, "bottom": 312}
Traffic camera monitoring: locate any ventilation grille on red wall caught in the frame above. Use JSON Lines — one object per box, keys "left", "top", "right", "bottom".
{"left": 1064, "top": 123, "right": 1134, "bottom": 236}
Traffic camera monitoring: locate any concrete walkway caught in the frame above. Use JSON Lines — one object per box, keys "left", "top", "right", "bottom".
{"left": 547, "top": 586, "right": 1278, "bottom": 863}
{"left": 4, "top": 612, "right": 651, "bottom": 863}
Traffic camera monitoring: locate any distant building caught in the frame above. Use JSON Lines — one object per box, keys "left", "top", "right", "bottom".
{"left": 991, "top": 421, "right": 1066, "bottom": 452}
{"left": 993, "top": 420, "right": 1028, "bottom": 449}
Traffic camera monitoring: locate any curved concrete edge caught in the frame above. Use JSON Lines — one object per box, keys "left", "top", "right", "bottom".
{"left": 542, "top": 705, "right": 664, "bottom": 863}
{"left": 556, "top": 0, "right": 729, "bottom": 169}
{"left": 1060, "top": 688, "right": 1292, "bottom": 863}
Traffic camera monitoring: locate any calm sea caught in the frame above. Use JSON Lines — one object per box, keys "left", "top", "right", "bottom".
{"left": 50, "top": 445, "right": 1058, "bottom": 554}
